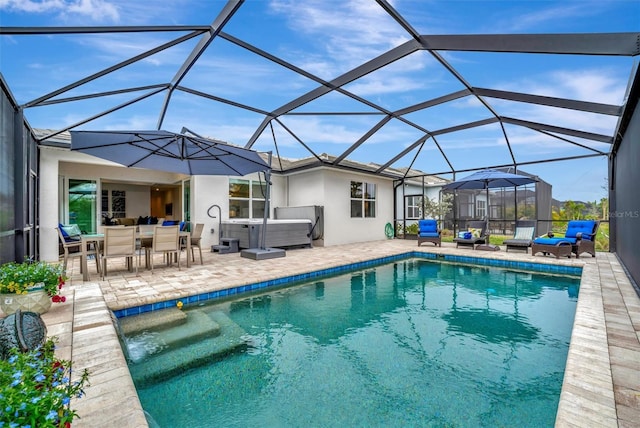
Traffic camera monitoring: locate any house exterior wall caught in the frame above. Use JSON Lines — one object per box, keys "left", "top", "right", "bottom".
{"left": 39, "top": 146, "right": 184, "bottom": 262}
{"left": 320, "top": 169, "right": 394, "bottom": 246}
{"left": 101, "top": 182, "right": 151, "bottom": 219}
{"left": 39, "top": 147, "right": 399, "bottom": 260}
{"left": 189, "top": 172, "right": 278, "bottom": 250}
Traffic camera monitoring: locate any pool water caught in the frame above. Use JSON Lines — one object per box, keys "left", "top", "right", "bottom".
{"left": 126, "top": 259, "right": 580, "bottom": 427}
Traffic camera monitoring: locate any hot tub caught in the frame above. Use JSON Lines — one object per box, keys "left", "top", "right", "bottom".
{"left": 221, "top": 219, "right": 313, "bottom": 249}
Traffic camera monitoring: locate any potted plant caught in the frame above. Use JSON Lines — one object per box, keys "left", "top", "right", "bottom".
{"left": 0, "top": 336, "right": 90, "bottom": 427}
{"left": 0, "top": 259, "right": 67, "bottom": 315}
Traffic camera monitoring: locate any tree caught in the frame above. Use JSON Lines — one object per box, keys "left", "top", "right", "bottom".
{"left": 563, "top": 200, "right": 585, "bottom": 220}
{"left": 418, "top": 193, "right": 453, "bottom": 220}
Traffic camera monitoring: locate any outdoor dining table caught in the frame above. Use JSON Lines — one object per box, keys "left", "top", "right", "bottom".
{"left": 80, "top": 230, "right": 191, "bottom": 281}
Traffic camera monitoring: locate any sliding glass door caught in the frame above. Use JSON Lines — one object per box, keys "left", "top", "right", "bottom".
{"left": 61, "top": 178, "right": 98, "bottom": 234}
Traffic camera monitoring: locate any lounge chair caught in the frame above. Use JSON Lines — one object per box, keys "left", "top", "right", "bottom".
{"left": 453, "top": 221, "right": 489, "bottom": 249}
{"left": 568, "top": 220, "right": 599, "bottom": 257}
{"left": 417, "top": 219, "right": 441, "bottom": 247}
{"left": 503, "top": 220, "right": 536, "bottom": 253}
{"left": 531, "top": 220, "right": 599, "bottom": 258}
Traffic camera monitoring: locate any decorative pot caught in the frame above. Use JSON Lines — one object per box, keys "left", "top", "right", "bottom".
{"left": 0, "top": 288, "right": 52, "bottom": 315}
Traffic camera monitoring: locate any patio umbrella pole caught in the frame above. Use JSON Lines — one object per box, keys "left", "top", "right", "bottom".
{"left": 241, "top": 152, "right": 286, "bottom": 260}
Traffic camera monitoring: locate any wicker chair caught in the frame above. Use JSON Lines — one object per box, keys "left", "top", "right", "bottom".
{"left": 532, "top": 220, "right": 599, "bottom": 258}
{"left": 417, "top": 219, "right": 441, "bottom": 247}
{"left": 569, "top": 220, "right": 600, "bottom": 257}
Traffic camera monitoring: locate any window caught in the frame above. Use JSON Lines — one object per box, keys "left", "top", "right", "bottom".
{"left": 405, "top": 195, "right": 420, "bottom": 219}
{"left": 67, "top": 179, "right": 98, "bottom": 234}
{"left": 350, "top": 181, "right": 376, "bottom": 218}
{"left": 229, "top": 178, "right": 268, "bottom": 219}
{"left": 476, "top": 199, "right": 486, "bottom": 219}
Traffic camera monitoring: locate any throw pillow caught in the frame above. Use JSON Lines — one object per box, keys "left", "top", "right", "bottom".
{"left": 60, "top": 224, "right": 82, "bottom": 241}
{"left": 463, "top": 232, "right": 472, "bottom": 239}
{"left": 469, "top": 228, "right": 482, "bottom": 238}
{"left": 457, "top": 231, "right": 467, "bottom": 238}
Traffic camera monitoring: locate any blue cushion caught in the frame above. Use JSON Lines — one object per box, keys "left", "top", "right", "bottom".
{"left": 162, "top": 220, "right": 177, "bottom": 226}
{"left": 418, "top": 220, "right": 437, "bottom": 234}
{"left": 419, "top": 232, "right": 439, "bottom": 238}
{"left": 565, "top": 220, "right": 596, "bottom": 241}
{"left": 463, "top": 232, "right": 472, "bottom": 239}
{"left": 533, "top": 237, "right": 574, "bottom": 245}
{"left": 59, "top": 223, "right": 81, "bottom": 242}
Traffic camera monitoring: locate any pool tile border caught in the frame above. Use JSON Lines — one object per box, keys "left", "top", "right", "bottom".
{"left": 113, "top": 251, "right": 582, "bottom": 318}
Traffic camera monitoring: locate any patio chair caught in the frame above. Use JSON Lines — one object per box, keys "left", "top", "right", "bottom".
{"left": 56, "top": 225, "right": 100, "bottom": 275}
{"left": 147, "top": 225, "right": 181, "bottom": 273}
{"left": 417, "top": 219, "right": 441, "bottom": 247}
{"left": 137, "top": 224, "right": 155, "bottom": 268}
{"left": 502, "top": 220, "right": 536, "bottom": 253}
{"left": 531, "top": 220, "right": 599, "bottom": 258}
{"left": 99, "top": 226, "right": 138, "bottom": 280}
{"left": 453, "top": 221, "right": 489, "bottom": 249}
{"left": 568, "top": 220, "right": 599, "bottom": 257}
{"left": 181, "top": 223, "right": 204, "bottom": 264}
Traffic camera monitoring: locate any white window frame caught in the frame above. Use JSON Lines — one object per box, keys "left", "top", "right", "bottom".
{"left": 405, "top": 195, "right": 420, "bottom": 219}
{"left": 350, "top": 181, "right": 376, "bottom": 218}
{"left": 228, "top": 178, "right": 268, "bottom": 219}
{"left": 476, "top": 199, "right": 486, "bottom": 219}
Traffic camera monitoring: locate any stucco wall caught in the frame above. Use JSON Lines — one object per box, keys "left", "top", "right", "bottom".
{"left": 41, "top": 147, "right": 401, "bottom": 259}
{"left": 40, "top": 146, "right": 185, "bottom": 262}
{"left": 285, "top": 169, "right": 326, "bottom": 207}
{"left": 282, "top": 168, "right": 395, "bottom": 246}
{"left": 190, "top": 172, "right": 282, "bottom": 249}
{"left": 101, "top": 182, "right": 151, "bottom": 219}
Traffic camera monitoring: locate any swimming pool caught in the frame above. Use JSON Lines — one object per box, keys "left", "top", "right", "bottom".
{"left": 123, "top": 258, "right": 580, "bottom": 427}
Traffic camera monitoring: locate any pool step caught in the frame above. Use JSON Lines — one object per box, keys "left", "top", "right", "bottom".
{"left": 119, "top": 307, "right": 187, "bottom": 335}
{"left": 128, "top": 310, "right": 248, "bottom": 387}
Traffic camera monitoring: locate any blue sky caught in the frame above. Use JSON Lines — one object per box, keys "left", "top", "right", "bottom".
{"left": 1, "top": 0, "right": 638, "bottom": 202}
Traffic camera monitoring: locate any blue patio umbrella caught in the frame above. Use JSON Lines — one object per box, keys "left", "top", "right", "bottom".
{"left": 70, "top": 129, "right": 280, "bottom": 258}
{"left": 442, "top": 168, "right": 538, "bottom": 232}
{"left": 70, "top": 130, "right": 269, "bottom": 176}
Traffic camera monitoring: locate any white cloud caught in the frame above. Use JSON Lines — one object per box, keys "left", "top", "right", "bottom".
{"left": 1, "top": 0, "right": 120, "bottom": 22}
{"left": 269, "top": 0, "right": 412, "bottom": 72}
{"left": 492, "top": 0, "right": 609, "bottom": 32}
